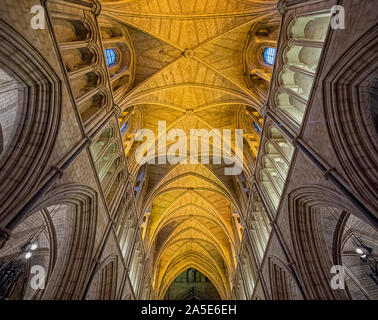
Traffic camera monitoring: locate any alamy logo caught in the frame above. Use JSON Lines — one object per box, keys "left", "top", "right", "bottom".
{"left": 330, "top": 5, "right": 345, "bottom": 30}
{"left": 30, "top": 265, "right": 46, "bottom": 290}
{"left": 330, "top": 265, "right": 345, "bottom": 290}
{"left": 134, "top": 121, "right": 244, "bottom": 175}
{"left": 31, "top": 5, "right": 45, "bottom": 30}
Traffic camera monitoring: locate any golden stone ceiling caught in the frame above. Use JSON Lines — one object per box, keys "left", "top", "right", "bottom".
{"left": 101, "top": 0, "right": 277, "bottom": 299}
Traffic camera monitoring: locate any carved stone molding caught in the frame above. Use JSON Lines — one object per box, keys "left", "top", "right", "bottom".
{"left": 277, "top": 0, "right": 287, "bottom": 15}
{"left": 0, "top": 227, "right": 11, "bottom": 249}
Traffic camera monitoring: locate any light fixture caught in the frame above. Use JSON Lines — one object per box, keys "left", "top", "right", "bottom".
{"left": 352, "top": 236, "right": 378, "bottom": 285}
{"left": 355, "top": 247, "right": 364, "bottom": 255}
{"left": 0, "top": 236, "right": 37, "bottom": 299}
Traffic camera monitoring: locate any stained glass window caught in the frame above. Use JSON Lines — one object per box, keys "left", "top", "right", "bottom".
{"left": 121, "top": 121, "right": 128, "bottom": 136}
{"left": 104, "top": 49, "right": 116, "bottom": 67}
{"left": 263, "top": 47, "right": 276, "bottom": 66}
{"left": 253, "top": 122, "right": 262, "bottom": 135}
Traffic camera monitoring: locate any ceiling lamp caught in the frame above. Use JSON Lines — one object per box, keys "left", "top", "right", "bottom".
{"left": 24, "top": 252, "right": 32, "bottom": 259}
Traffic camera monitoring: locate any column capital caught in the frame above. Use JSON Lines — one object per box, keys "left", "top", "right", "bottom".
{"left": 113, "top": 104, "right": 122, "bottom": 117}
{"left": 286, "top": 260, "right": 295, "bottom": 267}
{"left": 260, "top": 104, "right": 269, "bottom": 117}
{"left": 91, "top": 0, "right": 102, "bottom": 16}
{"left": 269, "top": 219, "right": 277, "bottom": 227}
{"left": 277, "top": 0, "right": 288, "bottom": 15}
{"left": 0, "top": 227, "right": 11, "bottom": 249}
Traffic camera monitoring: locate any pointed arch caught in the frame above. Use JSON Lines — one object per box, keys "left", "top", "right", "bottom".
{"left": 324, "top": 25, "right": 378, "bottom": 213}
{"left": 86, "top": 254, "right": 118, "bottom": 300}
{"left": 268, "top": 256, "right": 301, "bottom": 300}
{"left": 0, "top": 19, "right": 61, "bottom": 222}
{"left": 288, "top": 185, "right": 355, "bottom": 300}
{"left": 28, "top": 184, "right": 98, "bottom": 300}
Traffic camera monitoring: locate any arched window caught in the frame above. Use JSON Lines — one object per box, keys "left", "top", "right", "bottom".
{"left": 253, "top": 121, "right": 262, "bottom": 135}
{"left": 104, "top": 48, "right": 117, "bottom": 67}
{"left": 121, "top": 121, "right": 129, "bottom": 136}
{"left": 263, "top": 47, "right": 276, "bottom": 66}
{"left": 134, "top": 165, "right": 146, "bottom": 197}
{"left": 273, "top": 12, "right": 331, "bottom": 126}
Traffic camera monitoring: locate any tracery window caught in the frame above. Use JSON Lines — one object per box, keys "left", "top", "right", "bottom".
{"left": 244, "top": 23, "right": 279, "bottom": 105}
{"left": 258, "top": 126, "right": 294, "bottom": 211}
{"left": 90, "top": 124, "right": 126, "bottom": 206}
{"left": 104, "top": 48, "right": 117, "bottom": 67}
{"left": 274, "top": 12, "right": 331, "bottom": 125}
{"left": 263, "top": 47, "right": 276, "bottom": 66}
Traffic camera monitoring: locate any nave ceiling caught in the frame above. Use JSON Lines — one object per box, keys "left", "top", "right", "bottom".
{"left": 100, "top": 0, "right": 278, "bottom": 298}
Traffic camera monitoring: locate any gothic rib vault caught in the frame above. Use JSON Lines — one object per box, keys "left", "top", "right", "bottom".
{"left": 101, "top": 0, "right": 277, "bottom": 299}
{"left": 1, "top": 0, "right": 378, "bottom": 302}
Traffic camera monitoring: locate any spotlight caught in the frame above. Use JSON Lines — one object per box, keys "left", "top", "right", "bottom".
{"left": 25, "top": 252, "right": 32, "bottom": 259}
{"left": 30, "top": 243, "right": 38, "bottom": 250}
{"left": 355, "top": 247, "right": 364, "bottom": 255}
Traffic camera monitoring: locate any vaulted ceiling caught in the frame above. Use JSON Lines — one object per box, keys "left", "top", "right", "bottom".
{"left": 100, "top": 0, "right": 278, "bottom": 299}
